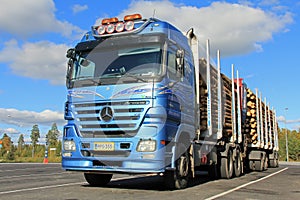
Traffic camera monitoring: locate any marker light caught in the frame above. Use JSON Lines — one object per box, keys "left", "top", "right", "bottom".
{"left": 125, "top": 21, "right": 134, "bottom": 31}
{"left": 97, "top": 25, "right": 106, "bottom": 35}
{"left": 124, "top": 13, "right": 142, "bottom": 21}
{"left": 106, "top": 24, "right": 115, "bottom": 34}
{"left": 102, "top": 17, "right": 119, "bottom": 25}
{"left": 115, "top": 22, "right": 125, "bottom": 32}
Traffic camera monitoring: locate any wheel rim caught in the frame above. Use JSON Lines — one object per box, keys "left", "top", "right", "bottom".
{"left": 178, "top": 155, "right": 189, "bottom": 177}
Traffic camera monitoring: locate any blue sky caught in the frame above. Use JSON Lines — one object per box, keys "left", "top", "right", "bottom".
{"left": 0, "top": 0, "right": 300, "bottom": 144}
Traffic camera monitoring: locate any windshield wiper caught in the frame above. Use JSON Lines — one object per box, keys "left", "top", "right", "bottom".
{"left": 123, "top": 73, "right": 147, "bottom": 82}
{"left": 72, "top": 76, "right": 102, "bottom": 85}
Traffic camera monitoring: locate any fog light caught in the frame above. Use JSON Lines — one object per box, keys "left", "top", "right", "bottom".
{"left": 63, "top": 152, "right": 72, "bottom": 157}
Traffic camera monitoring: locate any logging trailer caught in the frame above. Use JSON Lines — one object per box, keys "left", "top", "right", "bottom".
{"left": 62, "top": 14, "right": 279, "bottom": 189}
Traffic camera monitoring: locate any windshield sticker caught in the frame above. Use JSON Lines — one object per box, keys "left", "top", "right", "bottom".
{"left": 111, "top": 85, "right": 151, "bottom": 98}
{"left": 68, "top": 90, "right": 105, "bottom": 99}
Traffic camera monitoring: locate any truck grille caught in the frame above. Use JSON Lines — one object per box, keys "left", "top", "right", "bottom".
{"left": 73, "top": 100, "right": 150, "bottom": 138}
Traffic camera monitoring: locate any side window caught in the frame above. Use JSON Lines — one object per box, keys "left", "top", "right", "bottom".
{"left": 167, "top": 50, "right": 179, "bottom": 81}
{"left": 184, "top": 59, "right": 193, "bottom": 85}
{"left": 73, "top": 56, "right": 96, "bottom": 79}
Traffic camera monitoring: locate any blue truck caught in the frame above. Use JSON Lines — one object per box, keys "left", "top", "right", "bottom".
{"left": 62, "top": 14, "right": 279, "bottom": 189}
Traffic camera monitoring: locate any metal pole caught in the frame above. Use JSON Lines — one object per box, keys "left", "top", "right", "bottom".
{"left": 284, "top": 108, "right": 289, "bottom": 162}
{"left": 206, "top": 39, "right": 212, "bottom": 137}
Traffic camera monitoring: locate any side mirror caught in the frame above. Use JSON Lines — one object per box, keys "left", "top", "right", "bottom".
{"left": 66, "top": 48, "right": 75, "bottom": 59}
{"left": 176, "top": 49, "right": 184, "bottom": 74}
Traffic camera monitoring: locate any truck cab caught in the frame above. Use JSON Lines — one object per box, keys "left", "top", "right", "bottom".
{"left": 62, "top": 14, "right": 196, "bottom": 188}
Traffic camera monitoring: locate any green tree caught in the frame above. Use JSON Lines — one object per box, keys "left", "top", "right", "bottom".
{"left": 287, "top": 130, "right": 300, "bottom": 161}
{"left": 278, "top": 128, "right": 300, "bottom": 161}
{"left": 18, "top": 134, "right": 25, "bottom": 150}
{"left": 1, "top": 133, "right": 12, "bottom": 152}
{"left": 46, "top": 123, "right": 59, "bottom": 147}
{"left": 30, "top": 125, "right": 40, "bottom": 157}
{"left": 0, "top": 134, "right": 15, "bottom": 160}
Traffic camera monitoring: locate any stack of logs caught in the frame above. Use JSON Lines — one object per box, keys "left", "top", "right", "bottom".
{"left": 245, "top": 89, "right": 260, "bottom": 144}
{"left": 222, "top": 74, "right": 234, "bottom": 138}
{"left": 198, "top": 59, "right": 219, "bottom": 134}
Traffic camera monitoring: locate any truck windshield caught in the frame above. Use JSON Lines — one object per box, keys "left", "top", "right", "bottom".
{"left": 70, "top": 43, "right": 163, "bottom": 87}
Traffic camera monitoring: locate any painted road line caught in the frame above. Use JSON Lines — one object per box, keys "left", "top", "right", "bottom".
{"left": 0, "top": 172, "right": 67, "bottom": 179}
{"left": 205, "top": 167, "right": 289, "bottom": 200}
{"left": 0, "top": 182, "right": 85, "bottom": 195}
{"left": 0, "top": 166, "right": 60, "bottom": 172}
{"left": 0, "top": 174, "right": 156, "bottom": 195}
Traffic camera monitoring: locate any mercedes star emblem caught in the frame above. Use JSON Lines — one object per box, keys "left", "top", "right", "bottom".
{"left": 100, "top": 106, "right": 114, "bottom": 122}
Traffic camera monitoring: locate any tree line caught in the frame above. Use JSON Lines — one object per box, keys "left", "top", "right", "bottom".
{"left": 0, "top": 123, "right": 62, "bottom": 162}
{"left": 1, "top": 124, "right": 300, "bottom": 162}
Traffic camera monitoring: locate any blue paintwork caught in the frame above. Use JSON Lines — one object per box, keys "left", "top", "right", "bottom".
{"left": 62, "top": 18, "right": 196, "bottom": 174}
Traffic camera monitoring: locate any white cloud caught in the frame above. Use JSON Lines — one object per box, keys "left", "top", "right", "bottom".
{"left": 0, "top": 128, "right": 20, "bottom": 134}
{"left": 0, "top": 108, "right": 65, "bottom": 127}
{"left": 0, "top": 0, "right": 83, "bottom": 38}
{"left": 72, "top": 4, "right": 88, "bottom": 14}
{"left": 277, "top": 115, "right": 300, "bottom": 124}
{"left": 0, "top": 40, "right": 68, "bottom": 85}
{"left": 117, "top": 0, "right": 293, "bottom": 56}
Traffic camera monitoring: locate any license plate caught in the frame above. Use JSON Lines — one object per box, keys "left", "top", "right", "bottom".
{"left": 94, "top": 142, "right": 114, "bottom": 151}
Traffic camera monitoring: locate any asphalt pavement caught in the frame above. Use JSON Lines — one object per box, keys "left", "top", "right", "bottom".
{"left": 0, "top": 162, "right": 299, "bottom": 200}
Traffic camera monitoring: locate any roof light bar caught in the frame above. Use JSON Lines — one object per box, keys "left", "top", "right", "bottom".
{"left": 102, "top": 17, "right": 119, "bottom": 25}
{"left": 124, "top": 14, "right": 142, "bottom": 21}
{"left": 93, "top": 14, "right": 144, "bottom": 37}
{"left": 115, "top": 22, "right": 125, "bottom": 32}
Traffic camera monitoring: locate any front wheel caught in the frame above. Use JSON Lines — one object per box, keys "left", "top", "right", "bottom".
{"left": 84, "top": 173, "right": 113, "bottom": 186}
{"left": 164, "top": 144, "right": 191, "bottom": 190}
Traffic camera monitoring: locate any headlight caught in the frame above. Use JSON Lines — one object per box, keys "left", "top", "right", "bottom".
{"left": 137, "top": 140, "right": 156, "bottom": 152}
{"left": 63, "top": 140, "right": 76, "bottom": 151}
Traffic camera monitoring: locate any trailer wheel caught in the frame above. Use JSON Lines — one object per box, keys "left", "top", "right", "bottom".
{"left": 264, "top": 156, "right": 268, "bottom": 170}
{"left": 234, "top": 150, "right": 242, "bottom": 177}
{"left": 164, "top": 144, "right": 191, "bottom": 190}
{"left": 275, "top": 158, "right": 279, "bottom": 168}
{"left": 254, "top": 160, "right": 263, "bottom": 171}
{"left": 269, "top": 159, "right": 276, "bottom": 168}
{"left": 249, "top": 160, "right": 255, "bottom": 171}
{"left": 220, "top": 149, "right": 233, "bottom": 179}
{"left": 84, "top": 173, "right": 113, "bottom": 186}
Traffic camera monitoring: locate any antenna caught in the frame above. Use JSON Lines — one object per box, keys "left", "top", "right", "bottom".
{"left": 152, "top": 9, "right": 156, "bottom": 18}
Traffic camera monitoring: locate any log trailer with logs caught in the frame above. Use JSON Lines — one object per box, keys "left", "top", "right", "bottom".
{"left": 62, "top": 14, "right": 279, "bottom": 189}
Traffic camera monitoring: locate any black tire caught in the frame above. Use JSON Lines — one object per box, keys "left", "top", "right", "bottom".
{"left": 269, "top": 159, "right": 276, "bottom": 168}
{"left": 84, "top": 173, "right": 113, "bottom": 186}
{"left": 220, "top": 150, "right": 233, "bottom": 179}
{"left": 164, "top": 144, "right": 191, "bottom": 190}
{"left": 254, "top": 160, "right": 263, "bottom": 171}
{"left": 264, "top": 157, "right": 268, "bottom": 170}
{"left": 248, "top": 160, "right": 255, "bottom": 171}
{"left": 275, "top": 158, "right": 279, "bottom": 168}
{"left": 234, "top": 150, "right": 242, "bottom": 177}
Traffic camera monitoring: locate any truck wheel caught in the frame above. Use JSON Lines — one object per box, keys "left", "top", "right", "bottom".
{"left": 275, "top": 158, "right": 279, "bottom": 168}
{"left": 249, "top": 160, "right": 255, "bottom": 171}
{"left": 84, "top": 173, "right": 113, "bottom": 186}
{"left": 264, "top": 157, "right": 268, "bottom": 170}
{"left": 164, "top": 144, "right": 191, "bottom": 190}
{"left": 269, "top": 159, "right": 275, "bottom": 168}
{"left": 254, "top": 160, "right": 263, "bottom": 171}
{"left": 234, "top": 150, "right": 242, "bottom": 177}
{"left": 220, "top": 149, "right": 233, "bottom": 179}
